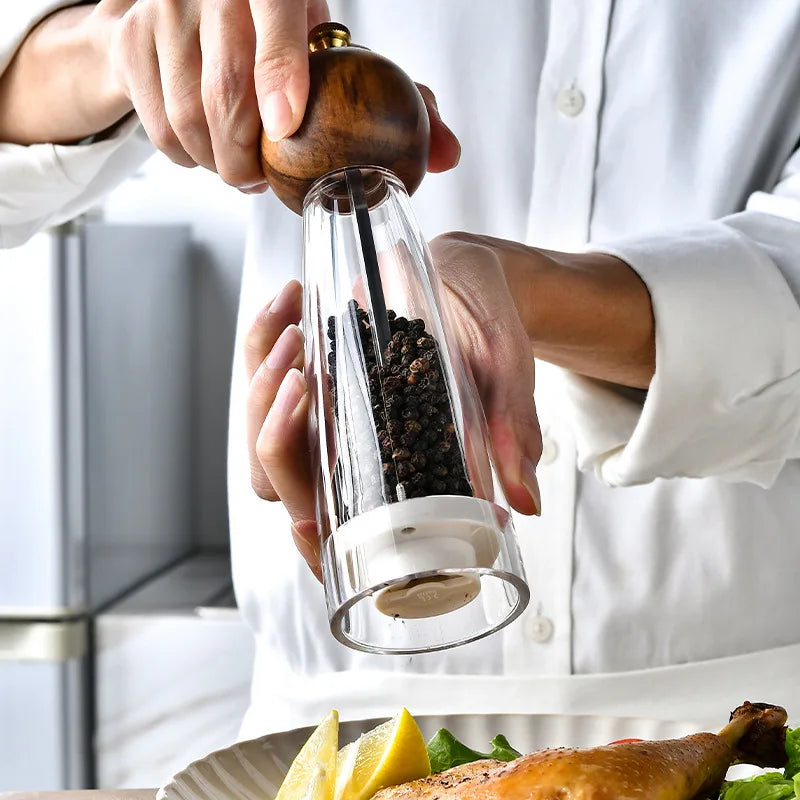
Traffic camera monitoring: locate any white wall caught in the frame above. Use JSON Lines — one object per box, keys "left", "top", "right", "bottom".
{"left": 102, "top": 154, "right": 249, "bottom": 548}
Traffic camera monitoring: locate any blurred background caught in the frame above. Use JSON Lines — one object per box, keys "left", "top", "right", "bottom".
{"left": 0, "top": 153, "right": 258, "bottom": 791}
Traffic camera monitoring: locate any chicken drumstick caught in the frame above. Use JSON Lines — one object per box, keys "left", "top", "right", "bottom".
{"left": 375, "top": 701, "right": 788, "bottom": 800}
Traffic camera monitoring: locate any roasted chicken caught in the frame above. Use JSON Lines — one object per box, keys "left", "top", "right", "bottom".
{"left": 374, "top": 702, "right": 789, "bottom": 800}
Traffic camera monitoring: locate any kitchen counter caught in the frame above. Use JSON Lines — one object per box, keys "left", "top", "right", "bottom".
{"left": 1, "top": 792, "right": 156, "bottom": 800}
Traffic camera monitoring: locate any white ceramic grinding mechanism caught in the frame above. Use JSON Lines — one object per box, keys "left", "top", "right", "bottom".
{"left": 333, "top": 495, "right": 504, "bottom": 619}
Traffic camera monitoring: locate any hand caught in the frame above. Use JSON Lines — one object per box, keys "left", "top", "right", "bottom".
{"left": 95, "top": 0, "right": 459, "bottom": 190}
{"left": 243, "top": 244, "right": 544, "bottom": 580}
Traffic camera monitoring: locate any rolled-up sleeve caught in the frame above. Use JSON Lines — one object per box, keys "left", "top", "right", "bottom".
{"left": 0, "top": 2, "right": 154, "bottom": 249}
{"left": 563, "top": 147, "right": 800, "bottom": 488}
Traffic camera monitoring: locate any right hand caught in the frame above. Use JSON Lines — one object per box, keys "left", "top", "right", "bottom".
{"left": 95, "top": 0, "right": 331, "bottom": 192}
{"left": 93, "top": 0, "right": 460, "bottom": 192}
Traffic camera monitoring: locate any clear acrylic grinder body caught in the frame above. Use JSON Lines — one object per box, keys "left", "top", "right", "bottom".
{"left": 302, "top": 166, "right": 530, "bottom": 654}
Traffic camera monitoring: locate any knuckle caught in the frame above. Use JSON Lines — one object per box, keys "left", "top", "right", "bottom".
{"left": 203, "top": 62, "right": 252, "bottom": 112}
{"left": 255, "top": 428, "right": 281, "bottom": 472}
{"left": 244, "top": 311, "right": 270, "bottom": 355}
{"left": 244, "top": 341, "right": 265, "bottom": 377}
{"left": 248, "top": 361, "right": 272, "bottom": 397}
{"left": 167, "top": 97, "right": 206, "bottom": 139}
{"left": 149, "top": 125, "right": 183, "bottom": 158}
{"left": 118, "top": 7, "right": 141, "bottom": 44}
{"left": 254, "top": 46, "right": 304, "bottom": 85}
{"left": 429, "top": 231, "right": 474, "bottom": 257}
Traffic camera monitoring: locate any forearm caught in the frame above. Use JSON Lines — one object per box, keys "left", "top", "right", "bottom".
{"left": 495, "top": 237, "right": 656, "bottom": 389}
{"left": 0, "top": 4, "right": 132, "bottom": 145}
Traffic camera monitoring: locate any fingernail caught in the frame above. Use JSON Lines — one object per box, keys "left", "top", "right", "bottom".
{"left": 269, "top": 280, "right": 300, "bottom": 319}
{"left": 451, "top": 137, "right": 462, "bottom": 168}
{"left": 520, "top": 458, "right": 541, "bottom": 516}
{"left": 266, "top": 325, "right": 302, "bottom": 371}
{"left": 291, "top": 522, "right": 323, "bottom": 583}
{"left": 262, "top": 90, "right": 294, "bottom": 141}
{"left": 291, "top": 522, "right": 320, "bottom": 562}
{"left": 242, "top": 182, "right": 269, "bottom": 195}
{"left": 272, "top": 368, "right": 306, "bottom": 415}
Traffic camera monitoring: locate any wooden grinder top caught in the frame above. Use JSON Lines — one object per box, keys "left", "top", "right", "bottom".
{"left": 260, "top": 23, "right": 431, "bottom": 214}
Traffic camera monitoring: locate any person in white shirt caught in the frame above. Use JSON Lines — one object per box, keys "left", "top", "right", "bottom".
{"left": 3, "top": 0, "right": 800, "bottom": 738}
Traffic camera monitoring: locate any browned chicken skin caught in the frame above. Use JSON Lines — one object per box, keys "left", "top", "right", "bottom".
{"left": 374, "top": 702, "right": 788, "bottom": 800}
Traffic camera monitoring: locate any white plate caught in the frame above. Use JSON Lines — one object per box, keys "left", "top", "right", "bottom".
{"left": 156, "top": 713, "right": 698, "bottom": 800}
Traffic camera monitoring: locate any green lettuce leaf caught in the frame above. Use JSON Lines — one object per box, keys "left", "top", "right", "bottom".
{"left": 720, "top": 772, "right": 796, "bottom": 800}
{"left": 718, "top": 727, "right": 800, "bottom": 800}
{"left": 784, "top": 728, "right": 800, "bottom": 780}
{"left": 426, "top": 729, "right": 522, "bottom": 774}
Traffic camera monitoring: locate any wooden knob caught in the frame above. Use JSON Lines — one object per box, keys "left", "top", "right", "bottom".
{"left": 260, "top": 23, "right": 430, "bottom": 214}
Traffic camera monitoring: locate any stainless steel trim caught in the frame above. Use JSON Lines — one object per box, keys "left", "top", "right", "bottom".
{"left": 57, "top": 226, "right": 89, "bottom": 612}
{"left": 0, "top": 619, "right": 88, "bottom": 661}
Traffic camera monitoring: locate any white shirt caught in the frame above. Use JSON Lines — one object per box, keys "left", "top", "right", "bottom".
{"left": 4, "top": 0, "right": 800, "bottom": 736}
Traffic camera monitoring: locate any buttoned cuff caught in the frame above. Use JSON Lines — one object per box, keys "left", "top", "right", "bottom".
{"left": 561, "top": 220, "right": 800, "bottom": 488}
{"left": 0, "top": 114, "right": 154, "bottom": 248}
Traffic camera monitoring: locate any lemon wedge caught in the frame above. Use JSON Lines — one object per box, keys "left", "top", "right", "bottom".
{"left": 276, "top": 710, "right": 339, "bottom": 800}
{"left": 334, "top": 741, "right": 359, "bottom": 800}
{"left": 335, "top": 709, "right": 431, "bottom": 800}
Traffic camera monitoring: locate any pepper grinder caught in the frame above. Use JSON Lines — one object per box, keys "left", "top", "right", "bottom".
{"left": 261, "top": 23, "right": 529, "bottom": 654}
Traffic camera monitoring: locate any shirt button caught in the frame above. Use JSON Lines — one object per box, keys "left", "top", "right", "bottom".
{"left": 540, "top": 435, "right": 559, "bottom": 466}
{"left": 525, "top": 614, "right": 555, "bottom": 644}
{"left": 556, "top": 86, "right": 585, "bottom": 117}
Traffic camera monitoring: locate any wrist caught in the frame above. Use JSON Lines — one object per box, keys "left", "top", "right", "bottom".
{"left": 0, "top": 5, "right": 133, "bottom": 144}
{"left": 82, "top": 6, "right": 134, "bottom": 131}
{"left": 499, "top": 242, "right": 656, "bottom": 389}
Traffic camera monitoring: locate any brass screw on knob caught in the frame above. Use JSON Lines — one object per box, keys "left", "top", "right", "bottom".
{"left": 308, "top": 22, "right": 351, "bottom": 52}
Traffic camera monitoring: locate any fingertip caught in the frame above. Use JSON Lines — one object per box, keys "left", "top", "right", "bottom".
{"left": 268, "top": 279, "right": 304, "bottom": 320}
{"left": 261, "top": 90, "right": 294, "bottom": 142}
{"left": 254, "top": 33, "right": 310, "bottom": 140}
{"left": 519, "top": 458, "right": 542, "bottom": 516}
{"left": 291, "top": 520, "right": 323, "bottom": 582}
{"left": 428, "top": 117, "right": 461, "bottom": 173}
{"left": 306, "top": 0, "right": 331, "bottom": 31}
{"left": 271, "top": 367, "right": 307, "bottom": 417}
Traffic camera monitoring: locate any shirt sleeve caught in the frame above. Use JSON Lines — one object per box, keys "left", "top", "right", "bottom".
{"left": 562, "top": 146, "right": 800, "bottom": 489}
{"left": 0, "top": 2, "right": 154, "bottom": 249}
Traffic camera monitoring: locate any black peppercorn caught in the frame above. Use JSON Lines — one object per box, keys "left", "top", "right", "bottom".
{"left": 404, "top": 420, "right": 422, "bottom": 438}
{"left": 396, "top": 461, "right": 414, "bottom": 479}
{"left": 326, "top": 305, "right": 473, "bottom": 503}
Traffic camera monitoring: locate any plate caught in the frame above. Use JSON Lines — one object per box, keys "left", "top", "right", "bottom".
{"left": 156, "top": 713, "right": 698, "bottom": 800}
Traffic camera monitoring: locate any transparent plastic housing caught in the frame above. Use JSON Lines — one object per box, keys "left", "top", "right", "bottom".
{"left": 302, "top": 166, "right": 529, "bottom": 654}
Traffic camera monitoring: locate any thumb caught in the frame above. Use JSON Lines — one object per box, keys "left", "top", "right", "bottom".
{"left": 250, "top": 0, "right": 313, "bottom": 141}
{"left": 416, "top": 83, "right": 461, "bottom": 173}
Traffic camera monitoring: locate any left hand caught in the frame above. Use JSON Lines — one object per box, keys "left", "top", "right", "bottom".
{"left": 244, "top": 232, "right": 655, "bottom": 580}
{"left": 244, "top": 239, "right": 544, "bottom": 580}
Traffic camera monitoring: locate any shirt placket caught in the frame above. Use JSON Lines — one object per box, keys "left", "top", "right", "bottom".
{"left": 505, "top": 0, "right": 612, "bottom": 676}
{"left": 526, "top": 0, "right": 612, "bottom": 249}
